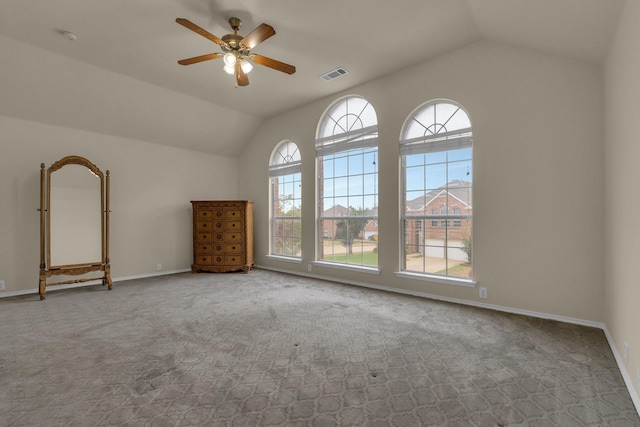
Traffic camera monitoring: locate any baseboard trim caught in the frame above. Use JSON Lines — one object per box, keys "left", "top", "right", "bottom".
{"left": 258, "top": 264, "right": 603, "bottom": 329}
{"left": 0, "top": 269, "right": 191, "bottom": 299}
{"left": 257, "top": 264, "right": 639, "bottom": 416}
{"left": 603, "top": 326, "right": 640, "bottom": 414}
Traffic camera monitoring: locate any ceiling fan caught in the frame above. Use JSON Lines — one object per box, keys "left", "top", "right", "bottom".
{"left": 176, "top": 17, "right": 296, "bottom": 87}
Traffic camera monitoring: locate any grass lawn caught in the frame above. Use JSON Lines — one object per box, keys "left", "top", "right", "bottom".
{"left": 323, "top": 251, "right": 378, "bottom": 267}
{"left": 436, "top": 263, "right": 471, "bottom": 276}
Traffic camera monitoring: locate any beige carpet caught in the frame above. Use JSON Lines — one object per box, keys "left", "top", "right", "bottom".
{"left": 1, "top": 269, "right": 638, "bottom": 426}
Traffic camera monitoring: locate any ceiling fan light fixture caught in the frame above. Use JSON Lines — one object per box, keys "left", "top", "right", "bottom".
{"left": 240, "top": 59, "right": 253, "bottom": 74}
{"left": 223, "top": 52, "right": 237, "bottom": 67}
{"left": 223, "top": 64, "right": 235, "bottom": 75}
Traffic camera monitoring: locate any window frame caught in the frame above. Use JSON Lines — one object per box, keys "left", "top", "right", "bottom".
{"left": 398, "top": 100, "right": 475, "bottom": 286}
{"left": 315, "top": 95, "right": 379, "bottom": 272}
{"left": 268, "top": 140, "right": 302, "bottom": 261}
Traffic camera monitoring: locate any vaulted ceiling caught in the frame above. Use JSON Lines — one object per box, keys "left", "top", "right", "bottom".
{"left": 0, "top": 0, "right": 623, "bottom": 155}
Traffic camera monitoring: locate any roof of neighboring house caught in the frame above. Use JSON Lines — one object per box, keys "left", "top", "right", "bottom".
{"left": 406, "top": 180, "right": 472, "bottom": 211}
{"left": 321, "top": 204, "right": 350, "bottom": 217}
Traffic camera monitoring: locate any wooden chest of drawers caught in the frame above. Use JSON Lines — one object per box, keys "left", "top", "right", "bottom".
{"left": 191, "top": 200, "right": 254, "bottom": 273}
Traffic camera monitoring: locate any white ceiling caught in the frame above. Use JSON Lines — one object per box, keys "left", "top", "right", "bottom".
{"left": 0, "top": 0, "right": 623, "bottom": 155}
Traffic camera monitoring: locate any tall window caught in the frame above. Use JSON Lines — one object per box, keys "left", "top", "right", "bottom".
{"left": 401, "top": 100, "right": 473, "bottom": 279}
{"left": 270, "top": 141, "right": 302, "bottom": 258}
{"left": 317, "top": 96, "right": 378, "bottom": 268}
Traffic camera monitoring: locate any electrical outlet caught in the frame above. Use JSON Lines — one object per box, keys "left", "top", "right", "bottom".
{"left": 307, "top": 264, "right": 312, "bottom": 272}
{"left": 479, "top": 287, "right": 488, "bottom": 299}
{"left": 157, "top": 262, "right": 162, "bottom": 271}
{"left": 0, "top": 280, "right": 4, "bottom": 290}
{"left": 624, "top": 343, "right": 629, "bottom": 365}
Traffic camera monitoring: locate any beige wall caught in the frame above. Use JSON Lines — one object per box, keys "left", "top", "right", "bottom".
{"left": 605, "top": 0, "right": 640, "bottom": 400}
{"left": 238, "top": 40, "right": 605, "bottom": 323}
{"left": 0, "top": 115, "right": 238, "bottom": 294}
{"left": 0, "top": 33, "right": 262, "bottom": 157}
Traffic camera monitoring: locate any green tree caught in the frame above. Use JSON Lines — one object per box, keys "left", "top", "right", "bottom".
{"left": 462, "top": 235, "right": 472, "bottom": 264}
{"left": 335, "top": 207, "right": 369, "bottom": 254}
{"left": 275, "top": 193, "right": 302, "bottom": 256}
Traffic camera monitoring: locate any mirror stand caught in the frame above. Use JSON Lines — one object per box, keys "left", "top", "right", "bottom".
{"left": 38, "top": 156, "right": 112, "bottom": 300}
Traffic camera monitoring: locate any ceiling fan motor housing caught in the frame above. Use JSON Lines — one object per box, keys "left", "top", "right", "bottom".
{"left": 222, "top": 18, "right": 249, "bottom": 56}
{"left": 222, "top": 33, "right": 243, "bottom": 50}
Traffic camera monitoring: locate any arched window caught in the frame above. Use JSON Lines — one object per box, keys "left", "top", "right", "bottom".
{"left": 269, "top": 140, "right": 302, "bottom": 258}
{"left": 316, "top": 95, "right": 378, "bottom": 268}
{"left": 400, "top": 100, "right": 473, "bottom": 280}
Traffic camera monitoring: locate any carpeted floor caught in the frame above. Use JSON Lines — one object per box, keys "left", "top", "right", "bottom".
{"left": 1, "top": 269, "right": 639, "bottom": 426}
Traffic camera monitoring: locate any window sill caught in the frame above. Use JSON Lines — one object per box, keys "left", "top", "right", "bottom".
{"left": 394, "top": 271, "right": 476, "bottom": 287}
{"left": 266, "top": 255, "right": 303, "bottom": 264}
{"left": 312, "top": 261, "right": 380, "bottom": 275}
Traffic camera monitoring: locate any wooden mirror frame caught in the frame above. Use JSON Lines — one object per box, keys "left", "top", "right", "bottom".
{"left": 39, "top": 155, "right": 112, "bottom": 300}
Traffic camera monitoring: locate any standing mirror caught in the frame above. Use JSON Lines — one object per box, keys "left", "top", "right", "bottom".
{"left": 39, "top": 155, "right": 112, "bottom": 300}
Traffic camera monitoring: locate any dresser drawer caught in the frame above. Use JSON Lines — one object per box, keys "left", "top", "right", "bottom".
{"left": 225, "top": 232, "right": 243, "bottom": 242}
{"left": 226, "top": 209, "right": 243, "bottom": 220}
{"left": 195, "top": 255, "right": 213, "bottom": 265}
{"left": 196, "top": 210, "right": 214, "bottom": 220}
{"left": 197, "top": 232, "right": 213, "bottom": 242}
{"left": 225, "top": 243, "right": 242, "bottom": 253}
{"left": 196, "top": 221, "right": 213, "bottom": 232}
{"left": 212, "top": 255, "right": 225, "bottom": 264}
{"left": 225, "top": 254, "right": 244, "bottom": 265}
{"left": 196, "top": 244, "right": 214, "bottom": 253}
{"left": 225, "top": 221, "right": 242, "bottom": 231}
{"left": 213, "top": 244, "right": 224, "bottom": 253}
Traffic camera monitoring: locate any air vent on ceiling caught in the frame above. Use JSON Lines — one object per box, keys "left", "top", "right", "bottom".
{"left": 320, "top": 67, "right": 348, "bottom": 82}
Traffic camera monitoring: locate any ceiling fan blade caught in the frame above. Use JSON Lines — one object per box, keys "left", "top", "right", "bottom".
{"left": 177, "top": 53, "right": 222, "bottom": 65}
{"left": 235, "top": 63, "right": 249, "bottom": 86}
{"left": 251, "top": 54, "right": 296, "bottom": 75}
{"left": 241, "top": 23, "right": 275, "bottom": 49}
{"left": 176, "top": 18, "right": 225, "bottom": 46}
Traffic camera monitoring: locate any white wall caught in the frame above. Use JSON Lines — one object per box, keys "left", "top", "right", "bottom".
{"left": 0, "top": 115, "right": 238, "bottom": 295}
{"left": 239, "top": 40, "right": 605, "bottom": 323}
{"left": 604, "top": 0, "right": 640, "bottom": 400}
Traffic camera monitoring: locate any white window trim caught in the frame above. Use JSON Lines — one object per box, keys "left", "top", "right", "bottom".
{"left": 394, "top": 271, "right": 476, "bottom": 287}
{"left": 312, "top": 260, "right": 380, "bottom": 275}
{"left": 266, "top": 254, "right": 303, "bottom": 264}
